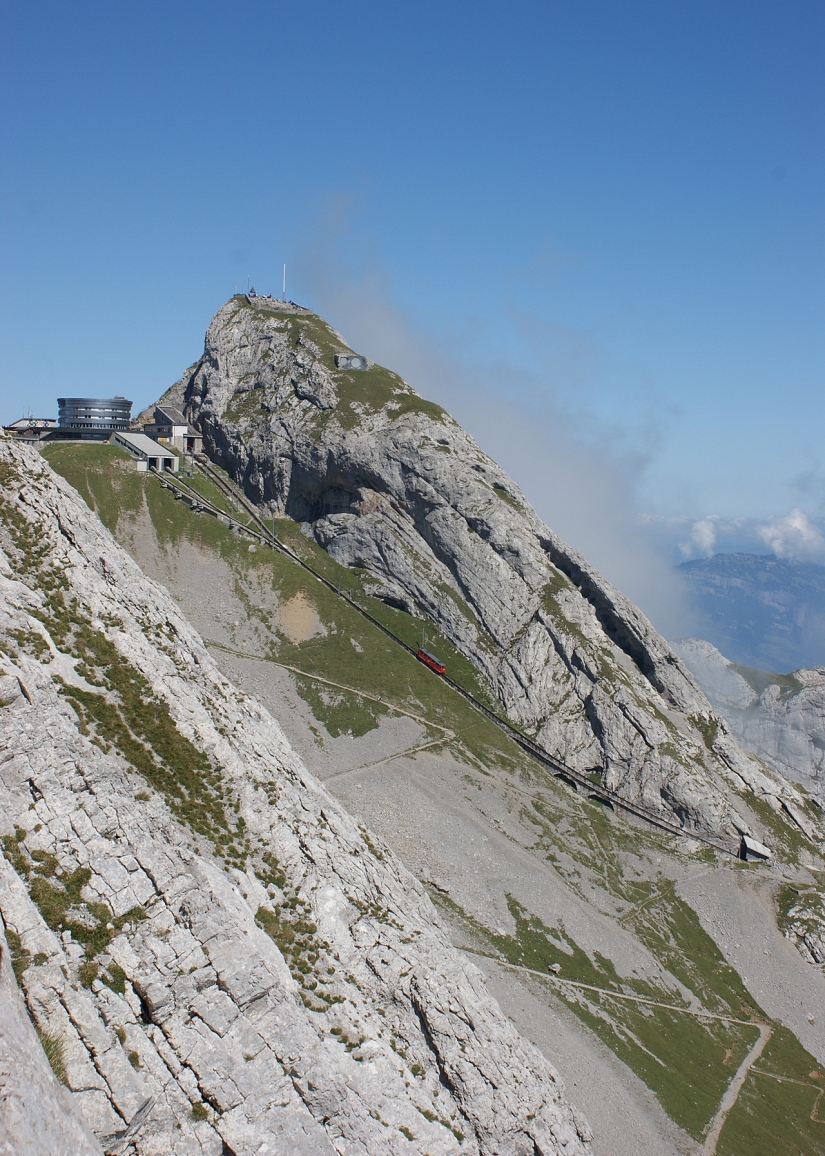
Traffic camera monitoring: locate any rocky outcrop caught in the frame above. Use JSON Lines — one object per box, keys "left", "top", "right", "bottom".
{"left": 0, "top": 920, "right": 103, "bottom": 1155}
{"left": 778, "top": 884, "right": 825, "bottom": 970}
{"left": 163, "top": 296, "right": 822, "bottom": 847}
{"left": 674, "top": 638, "right": 825, "bottom": 809}
{"left": 0, "top": 437, "right": 593, "bottom": 1155}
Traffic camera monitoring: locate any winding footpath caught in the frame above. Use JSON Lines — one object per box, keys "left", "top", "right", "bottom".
{"left": 701, "top": 1022, "right": 773, "bottom": 1153}
{"left": 458, "top": 947, "right": 772, "bottom": 1155}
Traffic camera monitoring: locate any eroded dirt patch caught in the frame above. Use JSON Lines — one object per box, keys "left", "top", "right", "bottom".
{"left": 278, "top": 591, "right": 325, "bottom": 644}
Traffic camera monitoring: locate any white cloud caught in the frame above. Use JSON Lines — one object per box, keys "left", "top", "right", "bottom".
{"left": 680, "top": 517, "right": 718, "bottom": 558}
{"left": 755, "top": 508, "right": 825, "bottom": 562}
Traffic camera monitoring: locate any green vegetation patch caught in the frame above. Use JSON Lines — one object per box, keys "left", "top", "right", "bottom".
{"left": 1, "top": 838, "right": 147, "bottom": 962}
{"left": 255, "top": 892, "right": 343, "bottom": 1012}
{"left": 293, "top": 675, "right": 388, "bottom": 738}
{"left": 59, "top": 670, "right": 244, "bottom": 861}
{"left": 42, "top": 443, "right": 140, "bottom": 533}
{"left": 492, "top": 483, "right": 521, "bottom": 509}
{"left": 718, "top": 1024, "right": 825, "bottom": 1156}
{"left": 631, "top": 881, "right": 758, "bottom": 1018}
{"left": 690, "top": 714, "right": 719, "bottom": 751}
{"left": 539, "top": 586, "right": 590, "bottom": 649}
{"left": 230, "top": 305, "right": 450, "bottom": 431}
{"left": 43, "top": 441, "right": 238, "bottom": 549}
{"left": 775, "top": 879, "right": 825, "bottom": 947}
{"left": 431, "top": 889, "right": 758, "bottom": 1139}
{"left": 740, "top": 791, "right": 819, "bottom": 865}
{"left": 334, "top": 363, "right": 447, "bottom": 431}
{"left": 4, "top": 925, "right": 31, "bottom": 983}
{"left": 52, "top": 611, "right": 247, "bottom": 864}
{"left": 541, "top": 568, "right": 574, "bottom": 601}
{"left": 730, "top": 662, "right": 804, "bottom": 699}
{"left": 37, "top": 1029, "right": 68, "bottom": 1085}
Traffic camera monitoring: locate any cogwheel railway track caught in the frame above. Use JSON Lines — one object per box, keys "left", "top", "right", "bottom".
{"left": 151, "top": 459, "right": 738, "bottom": 858}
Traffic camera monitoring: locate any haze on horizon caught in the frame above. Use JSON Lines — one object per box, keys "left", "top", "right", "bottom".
{"left": 2, "top": 0, "right": 823, "bottom": 626}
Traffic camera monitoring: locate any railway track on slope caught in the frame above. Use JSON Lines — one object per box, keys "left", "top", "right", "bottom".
{"left": 152, "top": 460, "right": 738, "bottom": 857}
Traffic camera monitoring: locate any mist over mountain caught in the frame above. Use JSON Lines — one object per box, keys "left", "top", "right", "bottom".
{"left": 677, "top": 552, "right": 825, "bottom": 673}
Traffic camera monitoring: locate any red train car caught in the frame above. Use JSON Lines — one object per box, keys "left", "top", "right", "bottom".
{"left": 416, "top": 647, "right": 446, "bottom": 675}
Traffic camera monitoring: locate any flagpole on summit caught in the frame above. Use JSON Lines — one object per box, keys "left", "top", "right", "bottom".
{"left": 283, "top": 264, "right": 286, "bottom": 302}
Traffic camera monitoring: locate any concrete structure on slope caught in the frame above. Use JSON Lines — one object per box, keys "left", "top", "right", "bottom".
{"left": 740, "top": 834, "right": 772, "bottom": 861}
{"left": 110, "top": 430, "right": 179, "bottom": 472}
{"left": 334, "top": 353, "right": 373, "bottom": 371}
{"left": 143, "top": 405, "right": 203, "bottom": 455}
{"left": 2, "top": 417, "right": 57, "bottom": 440}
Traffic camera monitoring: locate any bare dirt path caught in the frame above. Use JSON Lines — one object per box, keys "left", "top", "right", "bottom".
{"left": 205, "top": 640, "right": 454, "bottom": 737}
{"left": 701, "top": 1022, "right": 772, "bottom": 1153}
{"left": 463, "top": 946, "right": 772, "bottom": 1156}
{"left": 459, "top": 947, "right": 759, "bottom": 1026}
{"left": 324, "top": 737, "right": 451, "bottom": 782}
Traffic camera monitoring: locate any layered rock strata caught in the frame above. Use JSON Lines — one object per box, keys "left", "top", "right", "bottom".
{"left": 0, "top": 438, "right": 592, "bottom": 1154}
{"left": 0, "top": 921, "right": 103, "bottom": 1155}
{"left": 164, "top": 296, "right": 822, "bottom": 846}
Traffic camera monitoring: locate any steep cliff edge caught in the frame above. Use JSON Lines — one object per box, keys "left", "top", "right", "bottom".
{"left": 0, "top": 438, "right": 592, "bottom": 1155}
{"left": 163, "top": 295, "right": 823, "bottom": 847}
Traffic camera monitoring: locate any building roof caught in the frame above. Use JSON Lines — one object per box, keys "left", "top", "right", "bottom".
{"left": 4, "top": 417, "right": 56, "bottom": 429}
{"left": 741, "top": 834, "right": 772, "bottom": 859}
{"left": 114, "top": 432, "right": 178, "bottom": 459}
{"left": 156, "top": 405, "right": 189, "bottom": 426}
{"left": 58, "top": 396, "right": 132, "bottom": 406}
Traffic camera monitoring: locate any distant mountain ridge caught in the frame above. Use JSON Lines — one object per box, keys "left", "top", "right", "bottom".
{"left": 678, "top": 552, "right": 825, "bottom": 672}
{"left": 673, "top": 638, "right": 825, "bottom": 808}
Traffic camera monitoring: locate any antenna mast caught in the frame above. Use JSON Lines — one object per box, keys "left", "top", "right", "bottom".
{"left": 283, "top": 264, "right": 286, "bottom": 302}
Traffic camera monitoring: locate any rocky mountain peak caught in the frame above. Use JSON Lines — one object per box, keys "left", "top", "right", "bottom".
{"left": 149, "top": 297, "right": 825, "bottom": 851}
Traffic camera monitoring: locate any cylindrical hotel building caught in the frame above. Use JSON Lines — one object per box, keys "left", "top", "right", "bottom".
{"left": 57, "top": 397, "right": 132, "bottom": 432}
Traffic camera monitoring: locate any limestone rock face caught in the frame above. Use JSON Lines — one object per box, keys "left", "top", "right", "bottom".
{"left": 167, "top": 296, "right": 821, "bottom": 846}
{"left": 778, "top": 886, "right": 825, "bottom": 971}
{"left": 674, "top": 638, "right": 825, "bottom": 808}
{"left": 0, "top": 921, "right": 103, "bottom": 1156}
{"left": 0, "top": 437, "right": 592, "bottom": 1155}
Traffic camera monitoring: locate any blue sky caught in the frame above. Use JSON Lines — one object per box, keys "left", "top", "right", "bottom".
{"left": 1, "top": 1, "right": 823, "bottom": 560}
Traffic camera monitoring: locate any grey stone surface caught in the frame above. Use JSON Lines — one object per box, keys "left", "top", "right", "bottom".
{"left": 0, "top": 920, "right": 103, "bottom": 1156}
{"left": 673, "top": 639, "right": 825, "bottom": 972}
{"left": 674, "top": 637, "right": 825, "bottom": 807}
{"left": 165, "top": 297, "right": 823, "bottom": 851}
{"left": 0, "top": 437, "right": 592, "bottom": 1154}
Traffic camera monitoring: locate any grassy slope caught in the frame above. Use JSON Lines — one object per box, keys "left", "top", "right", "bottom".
{"left": 43, "top": 443, "right": 825, "bottom": 1155}
{"left": 731, "top": 661, "right": 805, "bottom": 698}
